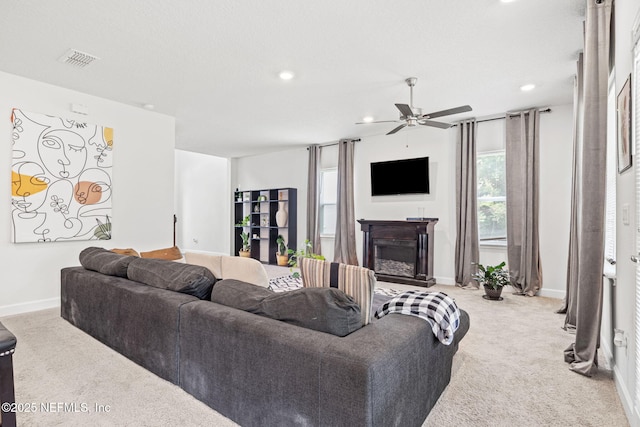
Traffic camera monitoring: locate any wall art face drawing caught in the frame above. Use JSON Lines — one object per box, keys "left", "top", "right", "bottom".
{"left": 10, "top": 109, "right": 113, "bottom": 243}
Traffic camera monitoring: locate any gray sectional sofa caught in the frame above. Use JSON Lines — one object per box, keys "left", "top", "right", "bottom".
{"left": 61, "top": 249, "right": 469, "bottom": 427}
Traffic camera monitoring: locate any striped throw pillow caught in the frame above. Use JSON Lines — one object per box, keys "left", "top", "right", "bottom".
{"left": 300, "top": 258, "right": 376, "bottom": 326}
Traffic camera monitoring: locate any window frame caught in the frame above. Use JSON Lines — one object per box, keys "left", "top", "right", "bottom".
{"left": 319, "top": 168, "right": 337, "bottom": 237}
{"left": 476, "top": 149, "right": 507, "bottom": 244}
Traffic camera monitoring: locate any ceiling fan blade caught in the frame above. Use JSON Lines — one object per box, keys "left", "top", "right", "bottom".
{"left": 421, "top": 105, "right": 472, "bottom": 119}
{"left": 355, "top": 120, "right": 402, "bottom": 125}
{"left": 419, "top": 120, "right": 453, "bottom": 129}
{"left": 386, "top": 124, "right": 407, "bottom": 135}
{"left": 395, "top": 103, "right": 414, "bottom": 117}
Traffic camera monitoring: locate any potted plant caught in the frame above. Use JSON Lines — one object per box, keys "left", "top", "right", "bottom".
{"left": 472, "top": 261, "right": 510, "bottom": 300}
{"left": 239, "top": 231, "right": 251, "bottom": 257}
{"left": 287, "top": 239, "right": 325, "bottom": 278}
{"left": 235, "top": 215, "right": 250, "bottom": 227}
{"left": 275, "top": 235, "right": 289, "bottom": 266}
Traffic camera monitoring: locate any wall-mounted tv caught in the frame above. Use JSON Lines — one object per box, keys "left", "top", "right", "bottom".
{"left": 370, "top": 157, "right": 429, "bottom": 196}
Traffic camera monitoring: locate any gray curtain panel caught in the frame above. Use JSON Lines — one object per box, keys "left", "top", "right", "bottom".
{"left": 558, "top": 54, "right": 584, "bottom": 329}
{"left": 334, "top": 139, "right": 359, "bottom": 265}
{"left": 564, "top": 0, "right": 612, "bottom": 377}
{"left": 455, "top": 120, "right": 479, "bottom": 288}
{"left": 505, "top": 109, "right": 543, "bottom": 296}
{"left": 306, "top": 145, "right": 322, "bottom": 254}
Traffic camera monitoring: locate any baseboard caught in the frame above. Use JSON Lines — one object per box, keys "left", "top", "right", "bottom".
{"left": 0, "top": 297, "right": 60, "bottom": 317}
{"left": 612, "top": 362, "right": 635, "bottom": 426}
{"left": 434, "top": 277, "right": 455, "bottom": 286}
{"left": 538, "top": 288, "right": 565, "bottom": 300}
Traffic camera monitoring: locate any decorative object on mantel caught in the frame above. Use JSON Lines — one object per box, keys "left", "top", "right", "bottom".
{"left": 472, "top": 261, "right": 510, "bottom": 301}
{"left": 10, "top": 109, "right": 113, "bottom": 243}
{"left": 276, "top": 200, "right": 288, "bottom": 227}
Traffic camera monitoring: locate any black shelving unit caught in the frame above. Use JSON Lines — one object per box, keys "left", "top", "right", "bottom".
{"left": 233, "top": 188, "right": 297, "bottom": 264}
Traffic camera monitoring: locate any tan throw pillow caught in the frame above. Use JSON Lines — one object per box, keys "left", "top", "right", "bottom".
{"left": 300, "top": 257, "right": 376, "bottom": 326}
{"left": 140, "top": 246, "right": 183, "bottom": 261}
{"left": 110, "top": 248, "right": 140, "bottom": 257}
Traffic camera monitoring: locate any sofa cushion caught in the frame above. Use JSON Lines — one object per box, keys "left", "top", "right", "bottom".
{"left": 211, "top": 279, "right": 362, "bottom": 336}
{"left": 127, "top": 257, "right": 216, "bottom": 300}
{"left": 300, "top": 258, "right": 375, "bottom": 326}
{"left": 79, "top": 247, "right": 137, "bottom": 278}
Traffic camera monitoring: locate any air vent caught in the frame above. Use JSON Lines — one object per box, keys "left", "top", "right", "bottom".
{"left": 58, "top": 49, "right": 99, "bottom": 68}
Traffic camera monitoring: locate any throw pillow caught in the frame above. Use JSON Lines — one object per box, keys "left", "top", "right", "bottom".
{"left": 127, "top": 257, "right": 216, "bottom": 300}
{"left": 211, "top": 279, "right": 362, "bottom": 337}
{"left": 300, "top": 258, "right": 376, "bottom": 326}
{"left": 79, "top": 247, "right": 137, "bottom": 278}
{"left": 139, "top": 246, "right": 183, "bottom": 261}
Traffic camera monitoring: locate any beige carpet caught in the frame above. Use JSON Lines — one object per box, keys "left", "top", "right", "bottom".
{"left": 0, "top": 270, "right": 629, "bottom": 426}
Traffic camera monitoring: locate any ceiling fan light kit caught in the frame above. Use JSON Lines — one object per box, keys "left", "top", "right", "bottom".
{"left": 357, "top": 77, "right": 472, "bottom": 135}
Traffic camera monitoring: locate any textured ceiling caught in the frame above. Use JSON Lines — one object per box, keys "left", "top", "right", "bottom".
{"left": 0, "top": 0, "right": 584, "bottom": 158}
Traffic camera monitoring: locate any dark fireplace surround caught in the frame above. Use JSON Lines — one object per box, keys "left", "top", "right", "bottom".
{"left": 358, "top": 219, "right": 438, "bottom": 287}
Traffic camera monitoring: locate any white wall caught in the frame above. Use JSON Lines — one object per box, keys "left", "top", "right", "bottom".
{"left": 231, "top": 104, "right": 573, "bottom": 291}
{"left": 353, "top": 128, "right": 457, "bottom": 283}
{"left": 609, "top": 0, "right": 640, "bottom": 422}
{"left": 175, "top": 150, "right": 230, "bottom": 254}
{"left": 0, "top": 71, "right": 176, "bottom": 316}
{"left": 231, "top": 147, "right": 308, "bottom": 252}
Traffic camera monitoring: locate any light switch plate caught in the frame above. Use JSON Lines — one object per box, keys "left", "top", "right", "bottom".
{"left": 623, "top": 203, "right": 630, "bottom": 225}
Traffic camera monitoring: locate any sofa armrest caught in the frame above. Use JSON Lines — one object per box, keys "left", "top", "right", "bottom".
{"left": 220, "top": 256, "right": 269, "bottom": 287}
{"left": 184, "top": 251, "right": 269, "bottom": 288}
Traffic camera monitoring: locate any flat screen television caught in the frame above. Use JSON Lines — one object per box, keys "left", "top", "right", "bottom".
{"left": 370, "top": 157, "right": 429, "bottom": 196}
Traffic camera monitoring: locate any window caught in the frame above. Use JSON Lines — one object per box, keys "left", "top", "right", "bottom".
{"left": 319, "top": 169, "right": 337, "bottom": 236}
{"left": 477, "top": 151, "right": 506, "bottom": 242}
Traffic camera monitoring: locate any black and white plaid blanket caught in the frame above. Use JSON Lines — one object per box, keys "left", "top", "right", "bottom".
{"left": 374, "top": 291, "right": 460, "bottom": 345}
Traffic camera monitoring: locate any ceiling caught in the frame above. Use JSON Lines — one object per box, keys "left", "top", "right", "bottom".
{"left": 0, "top": 0, "right": 585, "bottom": 158}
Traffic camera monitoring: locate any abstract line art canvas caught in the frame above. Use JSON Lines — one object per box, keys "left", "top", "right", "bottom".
{"left": 10, "top": 109, "right": 113, "bottom": 243}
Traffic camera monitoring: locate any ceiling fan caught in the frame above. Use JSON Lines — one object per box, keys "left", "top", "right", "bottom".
{"left": 357, "top": 77, "right": 472, "bottom": 135}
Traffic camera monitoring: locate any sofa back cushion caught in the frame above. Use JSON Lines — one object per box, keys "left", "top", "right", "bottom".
{"left": 299, "top": 258, "right": 376, "bottom": 326}
{"left": 184, "top": 251, "right": 269, "bottom": 287}
{"left": 211, "top": 279, "right": 362, "bottom": 337}
{"left": 79, "top": 247, "right": 137, "bottom": 278}
{"left": 127, "top": 258, "right": 216, "bottom": 300}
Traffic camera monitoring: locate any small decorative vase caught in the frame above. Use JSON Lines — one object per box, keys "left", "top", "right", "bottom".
{"left": 275, "top": 201, "right": 288, "bottom": 227}
{"left": 276, "top": 254, "right": 289, "bottom": 266}
{"left": 239, "top": 250, "right": 251, "bottom": 258}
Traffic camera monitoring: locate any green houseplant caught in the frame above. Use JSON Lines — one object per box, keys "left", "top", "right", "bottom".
{"left": 275, "top": 235, "right": 289, "bottom": 266}
{"left": 472, "top": 261, "right": 510, "bottom": 300}
{"left": 239, "top": 231, "right": 251, "bottom": 257}
{"left": 287, "top": 239, "right": 325, "bottom": 278}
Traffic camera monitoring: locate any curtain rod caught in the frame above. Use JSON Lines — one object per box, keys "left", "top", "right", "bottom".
{"left": 308, "top": 138, "right": 361, "bottom": 150}
{"left": 453, "top": 108, "right": 552, "bottom": 126}
{"left": 307, "top": 108, "right": 552, "bottom": 148}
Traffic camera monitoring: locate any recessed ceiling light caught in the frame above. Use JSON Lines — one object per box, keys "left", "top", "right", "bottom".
{"left": 362, "top": 116, "right": 374, "bottom": 123}
{"left": 279, "top": 70, "right": 295, "bottom": 81}
{"left": 520, "top": 84, "right": 536, "bottom": 92}
{"left": 142, "top": 103, "right": 155, "bottom": 110}
{"left": 500, "top": 0, "right": 517, "bottom": 3}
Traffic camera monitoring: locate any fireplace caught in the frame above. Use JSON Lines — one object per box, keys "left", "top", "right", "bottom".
{"left": 358, "top": 219, "right": 438, "bottom": 287}
{"left": 373, "top": 239, "right": 416, "bottom": 278}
